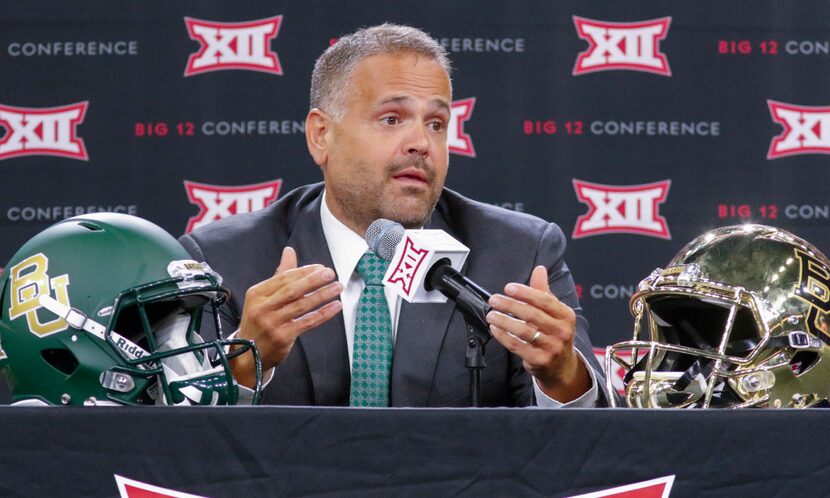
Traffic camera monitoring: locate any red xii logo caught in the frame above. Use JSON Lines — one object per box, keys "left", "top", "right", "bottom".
{"left": 184, "top": 179, "right": 282, "bottom": 233}
{"left": 572, "top": 16, "right": 672, "bottom": 76}
{"left": 386, "top": 237, "right": 430, "bottom": 296}
{"left": 767, "top": 100, "right": 830, "bottom": 159}
{"left": 573, "top": 179, "right": 671, "bottom": 239}
{"left": 449, "top": 98, "right": 476, "bottom": 158}
{"left": 184, "top": 16, "right": 283, "bottom": 76}
{"left": 0, "top": 102, "right": 89, "bottom": 161}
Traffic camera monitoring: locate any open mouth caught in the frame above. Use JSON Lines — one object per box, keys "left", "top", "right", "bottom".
{"left": 392, "top": 168, "right": 428, "bottom": 185}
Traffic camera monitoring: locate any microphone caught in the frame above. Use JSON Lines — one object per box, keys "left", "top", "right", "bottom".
{"left": 365, "top": 219, "right": 492, "bottom": 332}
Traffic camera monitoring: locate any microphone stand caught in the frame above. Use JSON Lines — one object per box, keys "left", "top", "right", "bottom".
{"left": 464, "top": 317, "right": 491, "bottom": 408}
{"left": 426, "top": 264, "right": 492, "bottom": 407}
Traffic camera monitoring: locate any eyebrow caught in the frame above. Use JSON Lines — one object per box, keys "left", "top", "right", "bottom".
{"left": 379, "top": 95, "right": 451, "bottom": 114}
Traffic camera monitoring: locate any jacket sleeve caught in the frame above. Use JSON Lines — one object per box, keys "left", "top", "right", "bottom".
{"left": 535, "top": 222, "right": 617, "bottom": 407}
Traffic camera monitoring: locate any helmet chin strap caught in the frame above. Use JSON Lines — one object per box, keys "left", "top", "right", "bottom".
{"left": 668, "top": 359, "right": 713, "bottom": 406}
{"left": 40, "top": 295, "right": 234, "bottom": 406}
{"left": 629, "top": 361, "right": 711, "bottom": 408}
{"left": 38, "top": 295, "right": 150, "bottom": 360}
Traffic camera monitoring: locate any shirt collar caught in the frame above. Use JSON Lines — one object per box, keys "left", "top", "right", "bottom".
{"left": 320, "top": 189, "right": 370, "bottom": 286}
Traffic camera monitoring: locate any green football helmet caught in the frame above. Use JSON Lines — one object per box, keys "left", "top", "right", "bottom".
{"left": 0, "top": 213, "right": 261, "bottom": 406}
{"left": 608, "top": 224, "right": 830, "bottom": 408}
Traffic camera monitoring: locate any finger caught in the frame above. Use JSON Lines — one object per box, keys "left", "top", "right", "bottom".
{"left": 528, "top": 265, "right": 550, "bottom": 293}
{"left": 488, "top": 293, "right": 558, "bottom": 333}
{"left": 486, "top": 309, "right": 541, "bottom": 344}
{"left": 240, "top": 285, "right": 343, "bottom": 368}
{"left": 490, "top": 323, "right": 580, "bottom": 393}
{"left": 266, "top": 267, "right": 339, "bottom": 308}
{"left": 489, "top": 323, "right": 543, "bottom": 362}
{"left": 253, "top": 263, "right": 330, "bottom": 298}
{"left": 501, "top": 281, "right": 574, "bottom": 321}
{"left": 256, "top": 296, "right": 344, "bottom": 354}
{"left": 291, "top": 300, "right": 343, "bottom": 334}
{"left": 276, "top": 246, "right": 299, "bottom": 274}
{"left": 267, "top": 279, "right": 343, "bottom": 320}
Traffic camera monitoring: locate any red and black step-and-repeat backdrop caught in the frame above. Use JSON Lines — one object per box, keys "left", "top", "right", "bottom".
{"left": 2, "top": 2, "right": 829, "bottom": 380}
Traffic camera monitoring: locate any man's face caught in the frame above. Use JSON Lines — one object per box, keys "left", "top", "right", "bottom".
{"left": 321, "top": 52, "right": 451, "bottom": 234}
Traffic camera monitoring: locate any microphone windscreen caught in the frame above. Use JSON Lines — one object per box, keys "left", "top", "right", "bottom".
{"left": 365, "top": 218, "right": 405, "bottom": 260}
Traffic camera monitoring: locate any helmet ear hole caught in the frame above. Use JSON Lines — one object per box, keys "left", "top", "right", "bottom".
{"left": 790, "top": 351, "right": 819, "bottom": 376}
{"left": 41, "top": 348, "right": 79, "bottom": 376}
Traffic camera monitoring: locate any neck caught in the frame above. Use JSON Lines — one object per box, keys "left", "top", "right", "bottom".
{"left": 323, "top": 190, "right": 368, "bottom": 237}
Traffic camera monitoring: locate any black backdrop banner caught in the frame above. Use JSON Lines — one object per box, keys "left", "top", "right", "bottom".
{"left": 2, "top": 2, "right": 829, "bottom": 393}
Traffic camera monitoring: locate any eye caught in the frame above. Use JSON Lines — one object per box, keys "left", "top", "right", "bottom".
{"left": 429, "top": 120, "right": 446, "bottom": 132}
{"left": 382, "top": 116, "right": 399, "bottom": 125}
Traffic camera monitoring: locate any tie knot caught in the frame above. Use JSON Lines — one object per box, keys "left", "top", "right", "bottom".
{"left": 356, "top": 252, "right": 389, "bottom": 286}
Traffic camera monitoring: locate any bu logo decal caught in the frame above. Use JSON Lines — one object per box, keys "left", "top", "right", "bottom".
{"left": 8, "top": 253, "right": 71, "bottom": 337}
{"left": 792, "top": 248, "right": 830, "bottom": 343}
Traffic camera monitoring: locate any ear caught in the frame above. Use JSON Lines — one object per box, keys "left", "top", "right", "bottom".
{"left": 306, "top": 108, "right": 332, "bottom": 167}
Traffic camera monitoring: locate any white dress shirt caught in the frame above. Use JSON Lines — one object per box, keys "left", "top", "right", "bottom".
{"left": 320, "top": 192, "right": 402, "bottom": 371}
{"left": 319, "top": 191, "right": 598, "bottom": 407}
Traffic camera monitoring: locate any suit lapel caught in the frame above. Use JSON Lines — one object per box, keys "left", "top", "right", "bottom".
{"left": 286, "top": 192, "right": 465, "bottom": 406}
{"left": 391, "top": 209, "right": 458, "bottom": 406}
{"left": 288, "top": 193, "right": 350, "bottom": 405}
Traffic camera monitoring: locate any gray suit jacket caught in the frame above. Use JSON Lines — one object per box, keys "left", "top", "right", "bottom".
{"left": 179, "top": 183, "right": 609, "bottom": 406}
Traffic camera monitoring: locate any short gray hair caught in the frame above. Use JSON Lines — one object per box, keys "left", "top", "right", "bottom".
{"left": 310, "top": 23, "right": 452, "bottom": 121}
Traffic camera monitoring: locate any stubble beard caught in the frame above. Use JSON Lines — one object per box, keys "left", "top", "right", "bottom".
{"left": 331, "top": 157, "right": 442, "bottom": 233}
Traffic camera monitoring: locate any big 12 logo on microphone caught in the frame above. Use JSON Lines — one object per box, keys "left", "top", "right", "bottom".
{"left": 184, "top": 16, "right": 283, "bottom": 76}
{"left": 572, "top": 16, "right": 672, "bottom": 76}
{"left": 386, "top": 237, "right": 431, "bottom": 298}
{"left": 183, "top": 179, "right": 281, "bottom": 233}
{"left": 383, "top": 230, "right": 470, "bottom": 303}
{"left": 0, "top": 102, "right": 89, "bottom": 161}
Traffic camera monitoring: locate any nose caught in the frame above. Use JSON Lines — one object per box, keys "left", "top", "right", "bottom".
{"left": 403, "top": 121, "right": 430, "bottom": 156}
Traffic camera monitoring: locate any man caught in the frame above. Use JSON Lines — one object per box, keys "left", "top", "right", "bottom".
{"left": 180, "top": 24, "right": 610, "bottom": 407}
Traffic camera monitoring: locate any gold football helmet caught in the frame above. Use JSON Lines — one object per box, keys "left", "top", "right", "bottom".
{"left": 608, "top": 224, "right": 830, "bottom": 408}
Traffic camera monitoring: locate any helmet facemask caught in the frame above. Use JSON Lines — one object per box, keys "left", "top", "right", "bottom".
{"left": 611, "top": 282, "right": 776, "bottom": 409}
{"left": 0, "top": 213, "right": 262, "bottom": 406}
{"left": 609, "top": 228, "right": 830, "bottom": 410}
{"left": 36, "top": 269, "right": 262, "bottom": 406}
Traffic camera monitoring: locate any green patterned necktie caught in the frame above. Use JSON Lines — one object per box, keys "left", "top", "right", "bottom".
{"left": 350, "top": 252, "right": 393, "bottom": 407}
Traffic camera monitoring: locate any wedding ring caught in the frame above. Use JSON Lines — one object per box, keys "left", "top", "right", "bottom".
{"left": 529, "top": 330, "right": 542, "bottom": 344}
